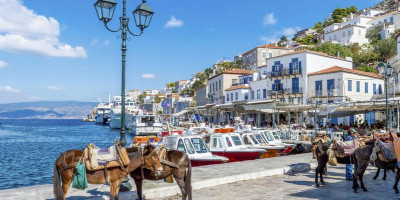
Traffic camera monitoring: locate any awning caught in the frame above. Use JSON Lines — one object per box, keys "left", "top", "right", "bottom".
{"left": 172, "top": 109, "right": 189, "bottom": 117}
{"left": 243, "top": 100, "right": 275, "bottom": 111}
{"left": 214, "top": 103, "right": 234, "bottom": 109}
{"left": 196, "top": 106, "right": 207, "bottom": 111}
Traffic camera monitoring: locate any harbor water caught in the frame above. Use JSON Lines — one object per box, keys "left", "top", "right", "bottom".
{"left": 0, "top": 119, "right": 134, "bottom": 190}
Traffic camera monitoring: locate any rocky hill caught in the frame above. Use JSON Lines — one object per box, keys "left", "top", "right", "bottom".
{"left": 0, "top": 101, "right": 97, "bottom": 119}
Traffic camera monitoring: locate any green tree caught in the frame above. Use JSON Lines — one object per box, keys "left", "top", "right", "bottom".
{"left": 366, "top": 27, "right": 381, "bottom": 45}
{"left": 295, "top": 34, "right": 316, "bottom": 45}
{"left": 311, "top": 43, "right": 352, "bottom": 58}
{"left": 138, "top": 92, "right": 147, "bottom": 104}
{"left": 280, "top": 35, "right": 288, "bottom": 42}
{"left": 314, "top": 22, "right": 324, "bottom": 34}
{"left": 154, "top": 94, "right": 162, "bottom": 104}
{"left": 356, "top": 65, "right": 377, "bottom": 73}
{"left": 373, "top": 38, "right": 397, "bottom": 62}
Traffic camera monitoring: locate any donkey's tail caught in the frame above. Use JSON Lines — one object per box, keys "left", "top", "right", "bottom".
{"left": 185, "top": 161, "right": 192, "bottom": 200}
{"left": 53, "top": 159, "right": 63, "bottom": 200}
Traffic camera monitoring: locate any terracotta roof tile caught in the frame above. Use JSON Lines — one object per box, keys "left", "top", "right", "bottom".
{"left": 308, "top": 66, "right": 382, "bottom": 79}
{"left": 225, "top": 85, "right": 251, "bottom": 91}
{"left": 258, "top": 44, "right": 286, "bottom": 49}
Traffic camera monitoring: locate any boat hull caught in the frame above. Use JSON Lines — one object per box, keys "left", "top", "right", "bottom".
{"left": 211, "top": 151, "right": 261, "bottom": 162}
{"left": 280, "top": 146, "right": 294, "bottom": 156}
{"left": 259, "top": 149, "right": 281, "bottom": 158}
{"left": 190, "top": 159, "right": 226, "bottom": 167}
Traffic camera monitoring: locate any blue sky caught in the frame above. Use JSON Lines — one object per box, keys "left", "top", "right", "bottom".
{"left": 0, "top": 0, "right": 379, "bottom": 103}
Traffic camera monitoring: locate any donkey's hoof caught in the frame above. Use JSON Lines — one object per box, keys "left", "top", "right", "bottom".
{"left": 321, "top": 182, "right": 326, "bottom": 186}
{"left": 383, "top": 178, "right": 386, "bottom": 181}
{"left": 316, "top": 183, "right": 320, "bottom": 188}
{"left": 395, "top": 190, "right": 399, "bottom": 194}
{"left": 373, "top": 177, "right": 377, "bottom": 180}
{"left": 362, "top": 188, "right": 368, "bottom": 192}
{"left": 354, "top": 189, "right": 358, "bottom": 193}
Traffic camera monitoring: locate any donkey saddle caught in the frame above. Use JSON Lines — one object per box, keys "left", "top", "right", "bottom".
{"left": 84, "top": 143, "right": 130, "bottom": 171}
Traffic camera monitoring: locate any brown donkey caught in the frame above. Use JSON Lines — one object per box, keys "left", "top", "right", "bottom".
{"left": 130, "top": 150, "right": 192, "bottom": 200}
{"left": 53, "top": 143, "right": 163, "bottom": 200}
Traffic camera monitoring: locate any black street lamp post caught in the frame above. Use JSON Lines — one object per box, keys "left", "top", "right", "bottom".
{"left": 377, "top": 62, "right": 393, "bottom": 131}
{"left": 94, "top": 0, "right": 154, "bottom": 147}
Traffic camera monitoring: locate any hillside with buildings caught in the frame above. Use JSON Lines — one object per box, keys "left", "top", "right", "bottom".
{"left": 126, "top": 1, "right": 400, "bottom": 128}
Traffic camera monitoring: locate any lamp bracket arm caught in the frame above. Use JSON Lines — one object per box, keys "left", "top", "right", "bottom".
{"left": 126, "top": 18, "right": 143, "bottom": 36}
{"left": 104, "top": 20, "right": 122, "bottom": 32}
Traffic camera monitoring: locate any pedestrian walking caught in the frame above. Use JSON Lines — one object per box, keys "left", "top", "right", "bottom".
{"left": 345, "top": 131, "right": 354, "bottom": 180}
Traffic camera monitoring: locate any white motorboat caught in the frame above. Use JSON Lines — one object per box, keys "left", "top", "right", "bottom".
{"left": 261, "top": 130, "right": 295, "bottom": 155}
{"left": 130, "top": 113, "right": 163, "bottom": 136}
{"left": 209, "top": 133, "right": 266, "bottom": 162}
{"left": 241, "top": 131, "right": 285, "bottom": 158}
{"left": 109, "top": 96, "right": 138, "bottom": 129}
{"left": 95, "top": 103, "right": 111, "bottom": 125}
{"left": 160, "top": 135, "right": 228, "bottom": 167}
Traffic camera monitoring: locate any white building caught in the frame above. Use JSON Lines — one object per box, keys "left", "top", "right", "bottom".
{"left": 323, "top": 11, "right": 377, "bottom": 45}
{"left": 308, "top": 66, "right": 384, "bottom": 104}
{"left": 208, "top": 68, "right": 254, "bottom": 105}
{"left": 225, "top": 85, "right": 251, "bottom": 103}
{"left": 308, "top": 66, "right": 384, "bottom": 125}
{"left": 241, "top": 45, "right": 293, "bottom": 71}
{"left": 143, "top": 89, "right": 159, "bottom": 95}
{"left": 367, "top": 11, "right": 400, "bottom": 39}
{"left": 265, "top": 50, "right": 353, "bottom": 104}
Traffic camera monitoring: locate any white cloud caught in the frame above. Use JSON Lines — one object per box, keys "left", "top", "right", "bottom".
{"left": 0, "top": 0, "right": 86, "bottom": 58}
{"left": 282, "top": 27, "right": 301, "bottom": 36}
{"left": 90, "top": 39, "right": 99, "bottom": 46}
{"left": 48, "top": 86, "right": 61, "bottom": 91}
{"left": 0, "top": 60, "right": 8, "bottom": 68}
{"left": 142, "top": 74, "right": 155, "bottom": 79}
{"left": 260, "top": 35, "right": 280, "bottom": 44}
{"left": 103, "top": 40, "right": 110, "bottom": 45}
{"left": 0, "top": 86, "right": 20, "bottom": 93}
{"left": 260, "top": 26, "right": 301, "bottom": 44}
{"left": 164, "top": 15, "right": 183, "bottom": 28}
{"left": 263, "top": 13, "right": 277, "bottom": 26}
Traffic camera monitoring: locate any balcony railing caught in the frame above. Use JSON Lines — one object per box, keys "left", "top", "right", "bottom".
{"left": 311, "top": 89, "right": 339, "bottom": 97}
{"left": 284, "top": 87, "right": 303, "bottom": 94}
{"left": 271, "top": 71, "right": 282, "bottom": 77}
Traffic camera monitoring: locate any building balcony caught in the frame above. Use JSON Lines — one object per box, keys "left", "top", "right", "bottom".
{"left": 271, "top": 71, "right": 282, "bottom": 77}
{"left": 284, "top": 87, "right": 303, "bottom": 94}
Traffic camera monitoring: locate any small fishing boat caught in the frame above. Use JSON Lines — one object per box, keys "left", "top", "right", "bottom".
{"left": 241, "top": 131, "right": 285, "bottom": 158}
{"left": 261, "top": 130, "right": 295, "bottom": 155}
{"left": 160, "top": 135, "right": 229, "bottom": 167}
{"left": 209, "top": 133, "right": 266, "bottom": 162}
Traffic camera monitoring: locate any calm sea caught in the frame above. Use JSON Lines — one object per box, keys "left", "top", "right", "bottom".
{"left": 0, "top": 119, "right": 134, "bottom": 190}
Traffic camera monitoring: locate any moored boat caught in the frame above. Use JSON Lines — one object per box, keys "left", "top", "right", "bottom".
{"left": 241, "top": 131, "right": 285, "bottom": 158}
{"left": 209, "top": 133, "right": 266, "bottom": 162}
{"left": 161, "top": 135, "right": 229, "bottom": 167}
{"left": 261, "top": 130, "right": 295, "bottom": 155}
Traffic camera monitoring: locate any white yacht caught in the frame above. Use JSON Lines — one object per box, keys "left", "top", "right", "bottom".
{"left": 129, "top": 113, "right": 163, "bottom": 136}
{"left": 95, "top": 103, "right": 111, "bottom": 125}
{"left": 109, "top": 96, "right": 139, "bottom": 129}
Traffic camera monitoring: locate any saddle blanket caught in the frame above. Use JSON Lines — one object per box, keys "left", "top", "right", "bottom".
{"left": 380, "top": 142, "right": 397, "bottom": 160}
{"left": 96, "top": 145, "right": 118, "bottom": 163}
{"left": 338, "top": 139, "right": 359, "bottom": 156}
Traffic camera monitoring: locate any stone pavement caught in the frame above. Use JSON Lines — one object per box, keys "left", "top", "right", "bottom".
{"left": 162, "top": 165, "right": 400, "bottom": 200}
{"left": 0, "top": 153, "right": 315, "bottom": 200}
